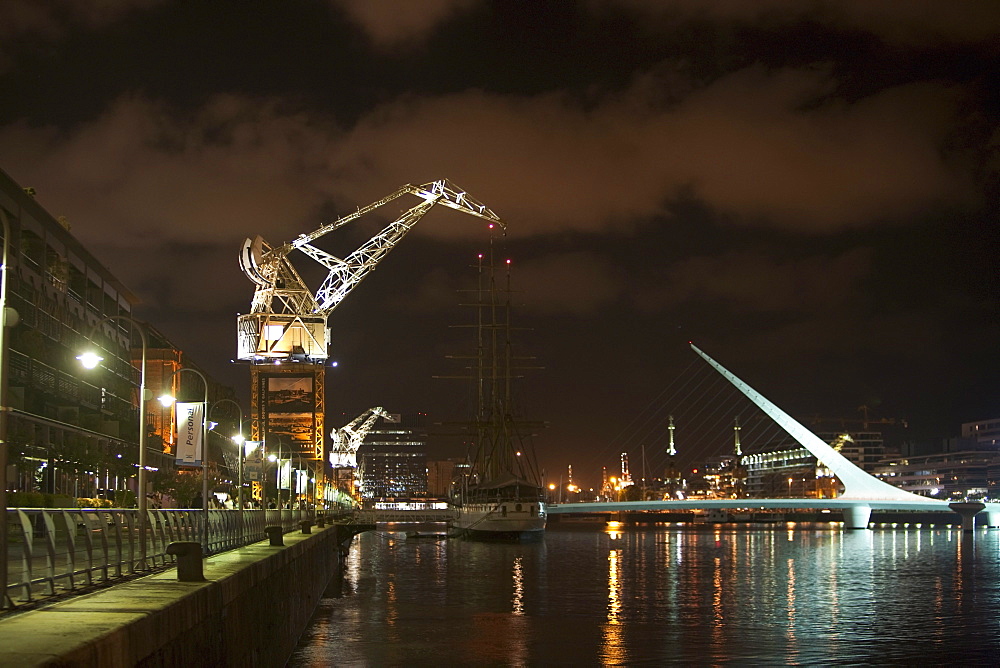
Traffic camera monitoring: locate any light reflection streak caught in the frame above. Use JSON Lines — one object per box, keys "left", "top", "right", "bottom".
{"left": 785, "top": 557, "right": 797, "bottom": 653}
{"left": 828, "top": 543, "right": 839, "bottom": 635}
{"left": 385, "top": 578, "right": 398, "bottom": 635}
{"left": 345, "top": 539, "right": 361, "bottom": 595}
{"left": 512, "top": 556, "right": 524, "bottom": 615}
{"left": 602, "top": 548, "right": 627, "bottom": 664}
{"left": 712, "top": 556, "right": 723, "bottom": 634}
{"left": 933, "top": 575, "right": 944, "bottom": 635}
{"left": 607, "top": 549, "right": 622, "bottom": 624}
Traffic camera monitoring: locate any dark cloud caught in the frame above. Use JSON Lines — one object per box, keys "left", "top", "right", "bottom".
{"left": 0, "top": 95, "right": 342, "bottom": 248}
{"left": 0, "top": 0, "right": 165, "bottom": 72}
{"left": 638, "top": 247, "right": 874, "bottom": 315}
{"left": 329, "top": 0, "right": 477, "bottom": 50}
{"left": 0, "top": 0, "right": 997, "bottom": 484}
{"left": 0, "top": 0, "right": 163, "bottom": 38}
{"left": 512, "top": 252, "right": 626, "bottom": 316}
{"left": 608, "top": 0, "right": 1000, "bottom": 46}
{"left": 327, "top": 68, "right": 980, "bottom": 237}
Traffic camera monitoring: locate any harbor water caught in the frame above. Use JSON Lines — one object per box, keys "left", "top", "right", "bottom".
{"left": 289, "top": 523, "right": 1000, "bottom": 665}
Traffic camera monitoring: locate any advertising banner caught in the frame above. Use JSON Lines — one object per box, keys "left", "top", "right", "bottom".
{"left": 243, "top": 442, "right": 263, "bottom": 481}
{"left": 175, "top": 402, "right": 204, "bottom": 466}
{"left": 278, "top": 459, "right": 292, "bottom": 490}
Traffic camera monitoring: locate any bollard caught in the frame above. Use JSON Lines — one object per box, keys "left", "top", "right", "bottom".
{"left": 316, "top": 515, "right": 326, "bottom": 528}
{"left": 264, "top": 525, "right": 284, "bottom": 546}
{"left": 300, "top": 520, "right": 313, "bottom": 534}
{"left": 166, "top": 541, "right": 205, "bottom": 582}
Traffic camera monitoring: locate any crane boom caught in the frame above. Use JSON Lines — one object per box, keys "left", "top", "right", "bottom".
{"left": 237, "top": 179, "right": 502, "bottom": 362}
{"left": 330, "top": 407, "right": 389, "bottom": 468}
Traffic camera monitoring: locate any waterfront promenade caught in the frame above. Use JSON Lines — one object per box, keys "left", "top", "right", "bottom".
{"left": 0, "top": 521, "right": 350, "bottom": 666}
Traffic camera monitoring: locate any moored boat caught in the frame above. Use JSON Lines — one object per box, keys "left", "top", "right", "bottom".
{"left": 451, "top": 474, "right": 546, "bottom": 540}
{"left": 446, "top": 245, "right": 546, "bottom": 541}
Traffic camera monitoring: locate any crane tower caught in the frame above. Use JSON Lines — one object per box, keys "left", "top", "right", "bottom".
{"left": 239, "top": 179, "right": 503, "bottom": 499}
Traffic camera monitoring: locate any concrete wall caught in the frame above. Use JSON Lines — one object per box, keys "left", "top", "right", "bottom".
{"left": 0, "top": 524, "right": 352, "bottom": 666}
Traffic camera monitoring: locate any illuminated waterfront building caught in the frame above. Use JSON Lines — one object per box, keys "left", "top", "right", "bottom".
{"left": 873, "top": 450, "right": 999, "bottom": 499}
{"left": 0, "top": 167, "right": 233, "bottom": 502}
{"left": 357, "top": 413, "right": 428, "bottom": 500}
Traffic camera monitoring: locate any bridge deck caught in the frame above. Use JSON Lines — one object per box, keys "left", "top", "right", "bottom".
{"left": 547, "top": 499, "right": 1000, "bottom": 514}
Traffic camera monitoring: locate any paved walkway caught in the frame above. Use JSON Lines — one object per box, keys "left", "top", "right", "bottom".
{"left": 0, "top": 530, "right": 318, "bottom": 666}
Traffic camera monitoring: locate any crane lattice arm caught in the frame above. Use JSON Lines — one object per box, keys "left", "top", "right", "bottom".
{"left": 330, "top": 407, "right": 389, "bottom": 468}
{"left": 237, "top": 179, "right": 502, "bottom": 362}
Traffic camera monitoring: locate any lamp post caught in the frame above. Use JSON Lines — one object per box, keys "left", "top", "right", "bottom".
{"left": 210, "top": 398, "right": 245, "bottom": 541}
{"left": 159, "top": 367, "right": 209, "bottom": 551}
{"left": 267, "top": 435, "right": 286, "bottom": 524}
{"left": 0, "top": 209, "right": 16, "bottom": 608}
{"left": 78, "top": 315, "right": 150, "bottom": 571}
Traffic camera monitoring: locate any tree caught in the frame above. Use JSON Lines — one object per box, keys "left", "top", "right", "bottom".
{"left": 149, "top": 468, "right": 202, "bottom": 508}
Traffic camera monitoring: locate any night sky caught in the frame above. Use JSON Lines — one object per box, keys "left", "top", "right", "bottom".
{"left": 2, "top": 1, "right": 998, "bottom": 488}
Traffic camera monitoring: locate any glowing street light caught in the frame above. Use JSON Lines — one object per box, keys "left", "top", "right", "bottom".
{"left": 78, "top": 315, "right": 150, "bottom": 570}
{"left": 76, "top": 351, "right": 103, "bottom": 369}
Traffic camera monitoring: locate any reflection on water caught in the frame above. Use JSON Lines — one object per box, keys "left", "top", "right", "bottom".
{"left": 602, "top": 546, "right": 627, "bottom": 664}
{"left": 511, "top": 556, "right": 524, "bottom": 616}
{"left": 290, "top": 525, "right": 1000, "bottom": 666}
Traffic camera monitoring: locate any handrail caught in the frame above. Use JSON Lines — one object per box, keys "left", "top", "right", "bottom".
{"left": 2, "top": 507, "right": 315, "bottom": 611}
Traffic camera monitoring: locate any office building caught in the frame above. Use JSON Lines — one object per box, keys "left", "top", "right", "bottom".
{"left": 357, "top": 413, "right": 428, "bottom": 500}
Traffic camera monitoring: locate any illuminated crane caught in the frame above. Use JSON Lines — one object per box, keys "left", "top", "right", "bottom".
{"left": 237, "top": 179, "right": 503, "bottom": 362}
{"left": 330, "top": 407, "right": 389, "bottom": 469}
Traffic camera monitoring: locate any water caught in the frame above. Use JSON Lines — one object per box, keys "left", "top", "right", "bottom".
{"left": 289, "top": 524, "right": 1000, "bottom": 665}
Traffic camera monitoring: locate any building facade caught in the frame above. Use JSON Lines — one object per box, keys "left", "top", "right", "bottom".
{"left": 0, "top": 168, "right": 233, "bottom": 505}
{"left": 873, "top": 451, "right": 998, "bottom": 499}
{"left": 357, "top": 413, "right": 428, "bottom": 501}
{"left": 962, "top": 418, "right": 1000, "bottom": 449}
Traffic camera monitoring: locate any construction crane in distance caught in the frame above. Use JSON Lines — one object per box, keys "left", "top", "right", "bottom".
{"left": 330, "top": 406, "right": 390, "bottom": 469}
{"left": 237, "top": 179, "right": 503, "bottom": 363}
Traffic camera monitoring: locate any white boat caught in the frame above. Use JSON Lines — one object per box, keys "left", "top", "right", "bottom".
{"left": 447, "top": 246, "right": 546, "bottom": 541}
{"left": 452, "top": 474, "right": 546, "bottom": 540}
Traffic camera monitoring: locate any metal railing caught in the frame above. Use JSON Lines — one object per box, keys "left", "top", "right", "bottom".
{"left": 3, "top": 507, "right": 315, "bottom": 609}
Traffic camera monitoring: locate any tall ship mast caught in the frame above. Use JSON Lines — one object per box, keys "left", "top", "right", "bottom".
{"left": 449, "top": 244, "right": 546, "bottom": 540}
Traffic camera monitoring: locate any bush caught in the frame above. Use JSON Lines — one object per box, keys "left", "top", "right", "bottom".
{"left": 8, "top": 492, "right": 136, "bottom": 508}
{"left": 75, "top": 497, "right": 114, "bottom": 509}
{"left": 114, "top": 490, "right": 137, "bottom": 508}
{"left": 8, "top": 492, "right": 80, "bottom": 508}
{"left": 8, "top": 491, "right": 45, "bottom": 508}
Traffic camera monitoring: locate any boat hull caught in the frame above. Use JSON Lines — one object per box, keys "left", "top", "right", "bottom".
{"left": 451, "top": 501, "right": 546, "bottom": 541}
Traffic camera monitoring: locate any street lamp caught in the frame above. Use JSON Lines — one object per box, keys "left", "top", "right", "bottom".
{"left": 0, "top": 209, "right": 18, "bottom": 607}
{"left": 209, "top": 399, "right": 245, "bottom": 505}
{"left": 266, "top": 436, "right": 291, "bottom": 524}
{"left": 78, "top": 315, "right": 150, "bottom": 571}
{"left": 210, "top": 398, "right": 246, "bottom": 541}
{"left": 158, "top": 367, "right": 209, "bottom": 551}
